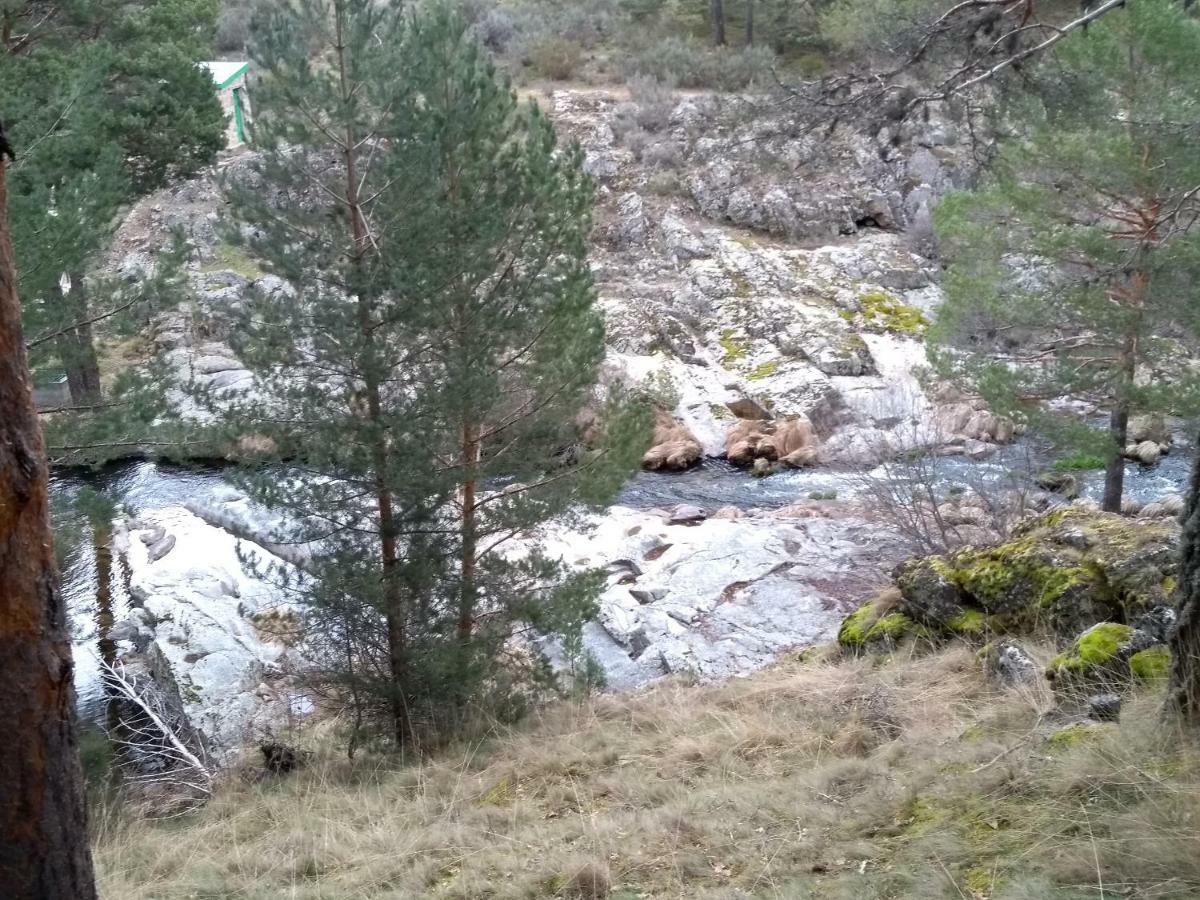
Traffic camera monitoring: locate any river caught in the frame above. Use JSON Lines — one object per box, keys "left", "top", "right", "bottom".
{"left": 56, "top": 442, "right": 1194, "bottom": 718}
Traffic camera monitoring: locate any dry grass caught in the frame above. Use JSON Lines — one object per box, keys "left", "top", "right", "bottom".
{"left": 93, "top": 643, "right": 1200, "bottom": 899}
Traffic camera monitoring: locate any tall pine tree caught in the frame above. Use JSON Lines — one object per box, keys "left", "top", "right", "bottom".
{"left": 0, "top": 117, "right": 97, "bottom": 900}
{"left": 930, "top": 0, "right": 1200, "bottom": 510}
{"left": 217, "top": 0, "right": 646, "bottom": 747}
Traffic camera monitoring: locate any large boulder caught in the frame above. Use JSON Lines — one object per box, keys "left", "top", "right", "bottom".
{"left": 726, "top": 420, "right": 779, "bottom": 466}
{"left": 1129, "top": 414, "right": 1171, "bottom": 447}
{"left": 1046, "top": 622, "right": 1169, "bottom": 694}
{"left": 893, "top": 509, "right": 1178, "bottom": 640}
{"left": 725, "top": 416, "right": 819, "bottom": 468}
{"left": 642, "top": 411, "right": 703, "bottom": 472}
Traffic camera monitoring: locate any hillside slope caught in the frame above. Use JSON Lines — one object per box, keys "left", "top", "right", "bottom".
{"left": 93, "top": 642, "right": 1200, "bottom": 900}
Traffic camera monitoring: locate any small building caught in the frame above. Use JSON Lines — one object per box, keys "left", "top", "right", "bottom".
{"left": 201, "top": 61, "right": 251, "bottom": 148}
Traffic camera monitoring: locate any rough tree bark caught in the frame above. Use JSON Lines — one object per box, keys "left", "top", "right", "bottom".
{"left": 1102, "top": 404, "right": 1129, "bottom": 513}
{"left": 0, "top": 127, "right": 98, "bottom": 898}
{"left": 1170, "top": 436, "right": 1200, "bottom": 722}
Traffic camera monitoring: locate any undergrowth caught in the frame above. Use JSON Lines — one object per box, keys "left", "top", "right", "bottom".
{"left": 92, "top": 644, "right": 1200, "bottom": 899}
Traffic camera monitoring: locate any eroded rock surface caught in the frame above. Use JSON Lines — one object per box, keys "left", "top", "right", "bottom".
{"left": 541, "top": 505, "right": 907, "bottom": 688}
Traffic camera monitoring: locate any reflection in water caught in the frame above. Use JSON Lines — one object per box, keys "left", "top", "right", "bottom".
{"left": 93, "top": 524, "right": 119, "bottom": 734}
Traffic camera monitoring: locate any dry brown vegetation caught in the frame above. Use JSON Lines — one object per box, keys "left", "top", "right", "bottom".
{"left": 93, "top": 643, "right": 1200, "bottom": 899}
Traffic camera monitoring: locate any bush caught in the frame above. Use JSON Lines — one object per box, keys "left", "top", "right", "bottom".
{"left": 627, "top": 36, "right": 776, "bottom": 90}
{"left": 529, "top": 36, "right": 585, "bottom": 80}
{"left": 216, "top": 1, "right": 252, "bottom": 52}
{"left": 640, "top": 138, "right": 684, "bottom": 170}
{"left": 626, "top": 73, "right": 677, "bottom": 131}
{"left": 471, "top": 8, "right": 519, "bottom": 52}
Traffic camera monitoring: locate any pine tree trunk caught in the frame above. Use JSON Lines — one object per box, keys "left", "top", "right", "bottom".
{"left": 55, "top": 274, "right": 102, "bottom": 405}
{"left": 711, "top": 0, "right": 727, "bottom": 46}
{"left": 457, "top": 421, "right": 479, "bottom": 642}
{"left": 1102, "top": 404, "right": 1128, "bottom": 513}
{"left": 335, "top": 7, "right": 409, "bottom": 749}
{"left": 1102, "top": 280, "right": 1145, "bottom": 513}
{"left": 1170, "top": 436, "right": 1200, "bottom": 722}
{"left": 0, "top": 132, "right": 98, "bottom": 900}
{"left": 745, "top": 0, "right": 754, "bottom": 47}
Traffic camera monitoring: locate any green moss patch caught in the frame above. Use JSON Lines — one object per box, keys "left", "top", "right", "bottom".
{"left": 1048, "top": 623, "right": 1133, "bottom": 677}
{"left": 838, "top": 602, "right": 878, "bottom": 648}
{"left": 1130, "top": 646, "right": 1171, "bottom": 682}
{"left": 1048, "top": 722, "right": 1111, "bottom": 751}
{"left": 747, "top": 360, "right": 780, "bottom": 381}
{"left": 865, "top": 613, "right": 917, "bottom": 643}
{"left": 838, "top": 591, "right": 924, "bottom": 650}
{"left": 718, "top": 328, "right": 748, "bottom": 366}
{"left": 857, "top": 291, "right": 930, "bottom": 337}
{"left": 946, "top": 608, "right": 989, "bottom": 636}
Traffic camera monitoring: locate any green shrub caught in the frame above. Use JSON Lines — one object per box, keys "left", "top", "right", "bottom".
{"left": 1053, "top": 454, "right": 1107, "bottom": 472}
{"left": 627, "top": 37, "right": 775, "bottom": 90}
{"left": 529, "top": 37, "right": 585, "bottom": 80}
{"left": 79, "top": 728, "right": 117, "bottom": 787}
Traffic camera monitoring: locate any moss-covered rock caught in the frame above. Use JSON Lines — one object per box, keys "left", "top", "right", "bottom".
{"left": 837, "top": 602, "right": 878, "bottom": 648}
{"left": 1129, "top": 646, "right": 1171, "bottom": 682}
{"left": 895, "top": 558, "right": 966, "bottom": 627}
{"left": 865, "top": 613, "right": 917, "bottom": 643}
{"left": 1045, "top": 622, "right": 1171, "bottom": 695}
{"left": 838, "top": 590, "right": 924, "bottom": 651}
{"left": 856, "top": 291, "right": 930, "bottom": 336}
{"left": 1047, "top": 623, "right": 1134, "bottom": 679}
{"left": 895, "top": 509, "right": 1178, "bottom": 640}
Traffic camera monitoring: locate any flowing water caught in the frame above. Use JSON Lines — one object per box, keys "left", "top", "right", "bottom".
{"left": 55, "top": 443, "right": 1194, "bottom": 716}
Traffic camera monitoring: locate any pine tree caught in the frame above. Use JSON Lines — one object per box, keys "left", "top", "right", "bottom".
{"left": 1, "top": 0, "right": 224, "bottom": 421}
{"left": 0, "top": 118, "right": 97, "bottom": 900}
{"left": 711, "top": 0, "right": 728, "bottom": 45}
{"left": 217, "top": 0, "right": 646, "bottom": 747}
{"left": 930, "top": 0, "right": 1200, "bottom": 511}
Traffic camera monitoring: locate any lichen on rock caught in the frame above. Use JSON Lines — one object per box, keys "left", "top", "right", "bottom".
{"left": 895, "top": 509, "right": 1178, "bottom": 640}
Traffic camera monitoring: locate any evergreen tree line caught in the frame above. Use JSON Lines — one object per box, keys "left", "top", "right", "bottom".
{"left": 1, "top": 0, "right": 228, "bottom": 459}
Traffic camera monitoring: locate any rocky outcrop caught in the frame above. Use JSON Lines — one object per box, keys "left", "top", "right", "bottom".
{"left": 725, "top": 415, "right": 818, "bottom": 468}
{"left": 538, "top": 505, "right": 908, "bottom": 688}
{"left": 642, "top": 410, "right": 702, "bottom": 471}
{"left": 892, "top": 509, "right": 1178, "bottom": 640}
{"left": 109, "top": 506, "right": 313, "bottom": 762}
